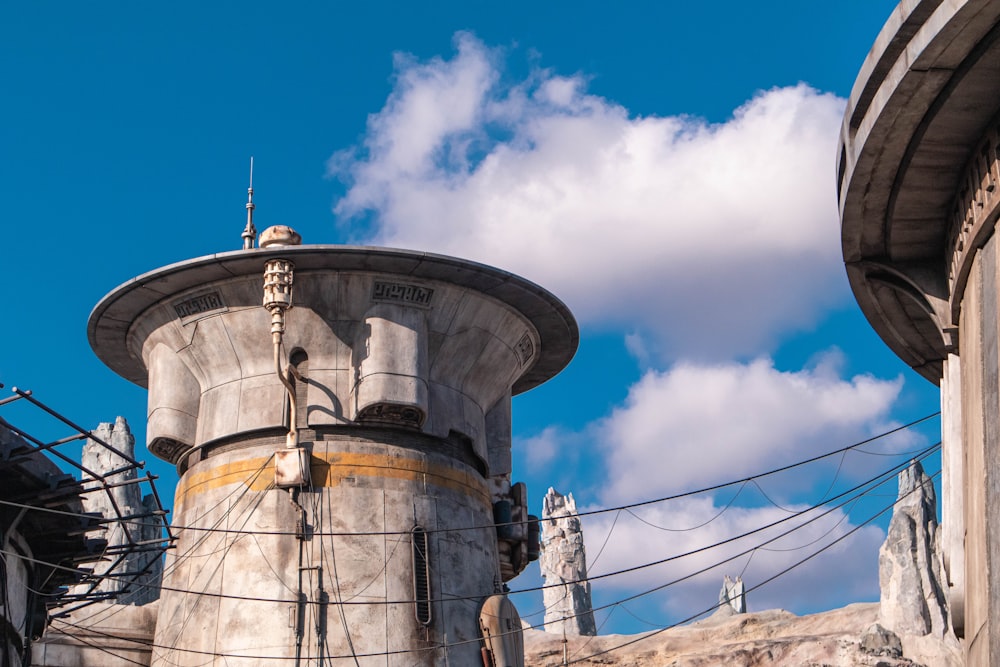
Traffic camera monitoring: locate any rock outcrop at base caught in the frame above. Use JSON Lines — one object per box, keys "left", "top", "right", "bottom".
{"left": 860, "top": 622, "right": 902, "bottom": 658}
{"left": 523, "top": 603, "right": 962, "bottom": 666}
{"left": 539, "top": 488, "right": 597, "bottom": 636}
{"left": 878, "top": 459, "right": 950, "bottom": 637}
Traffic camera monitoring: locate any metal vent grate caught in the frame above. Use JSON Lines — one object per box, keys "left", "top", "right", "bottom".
{"left": 412, "top": 526, "right": 432, "bottom": 626}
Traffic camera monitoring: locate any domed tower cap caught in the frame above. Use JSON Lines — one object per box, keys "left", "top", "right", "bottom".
{"left": 259, "top": 225, "right": 302, "bottom": 248}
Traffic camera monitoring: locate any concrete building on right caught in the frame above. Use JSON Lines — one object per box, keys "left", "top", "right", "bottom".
{"left": 839, "top": 1, "right": 1000, "bottom": 663}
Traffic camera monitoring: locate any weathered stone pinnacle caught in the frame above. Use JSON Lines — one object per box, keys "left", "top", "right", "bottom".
{"left": 540, "top": 487, "right": 597, "bottom": 636}
{"left": 878, "top": 459, "right": 949, "bottom": 637}
{"left": 77, "top": 417, "right": 163, "bottom": 606}
{"left": 715, "top": 574, "right": 746, "bottom": 616}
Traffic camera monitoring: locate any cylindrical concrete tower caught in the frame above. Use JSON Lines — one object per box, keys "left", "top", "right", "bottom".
{"left": 839, "top": 0, "right": 1000, "bottom": 661}
{"left": 88, "top": 236, "right": 577, "bottom": 665}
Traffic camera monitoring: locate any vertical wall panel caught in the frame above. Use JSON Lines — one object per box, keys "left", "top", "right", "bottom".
{"left": 941, "top": 352, "right": 965, "bottom": 636}
{"left": 985, "top": 237, "right": 1000, "bottom": 665}
{"left": 962, "top": 247, "right": 988, "bottom": 664}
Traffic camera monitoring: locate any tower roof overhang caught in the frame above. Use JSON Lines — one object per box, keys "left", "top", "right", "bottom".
{"left": 838, "top": 0, "right": 1000, "bottom": 383}
{"left": 88, "top": 245, "right": 578, "bottom": 395}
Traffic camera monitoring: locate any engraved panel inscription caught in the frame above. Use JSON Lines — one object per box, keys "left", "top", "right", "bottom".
{"left": 514, "top": 332, "right": 535, "bottom": 367}
{"left": 356, "top": 402, "right": 425, "bottom": 428}
{"left": 372, "top": 281, "right": 434, "bottom": 308}
{"left": 174, "top": 291, "right": 226, "bottom": 319}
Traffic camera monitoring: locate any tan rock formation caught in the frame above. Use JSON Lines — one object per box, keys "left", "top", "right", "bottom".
{"left": 524, "top": 603, "right": 962, "bottom": 666}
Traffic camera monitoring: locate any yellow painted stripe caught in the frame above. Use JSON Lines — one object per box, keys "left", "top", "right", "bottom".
{"left": 175, "top": 450, "right": 489, "bottom": 506}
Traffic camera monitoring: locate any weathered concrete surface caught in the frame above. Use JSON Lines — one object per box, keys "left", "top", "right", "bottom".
{"left": 89, "top": 242, "right": 578, "bottom": 665}
{"left": 539, "top": 488, "right": 596, "bottom": 636}
{"left": 878, "top": 460, "right": 951, "bottom": 638}
{"left": 34, "top": 602, "right": 158, "bottom": 666}
{"left": 939, "top": 353, "right": 965, "bottom": 636}
{"left": 155, "top": 435, "right": 500, "bottom": 666}
{"left": 958, "top": 247, "right": 987, "bottom": 663}
{"left": 88, "top": 246, "right": 577, "bottom": 466}
{"left": 524, "top": 603, "right": 963, "bottom": 666}
{"left": 838, "top": 0, "right": 1000, "bottom": 382}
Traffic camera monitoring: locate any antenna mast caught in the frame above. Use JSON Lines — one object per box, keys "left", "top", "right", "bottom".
{"left": 241, "top": 157, "right": 256, "bottom": 249}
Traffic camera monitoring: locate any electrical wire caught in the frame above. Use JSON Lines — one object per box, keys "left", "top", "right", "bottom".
{"left": 563, "top": 468, "right": 941, "bottom": 664}
{"left": 583, "top": 508, "right": 621, "bottom": 571}
{"left": 497, "top": 447, "right": 941, "bottom": 637}
{"left": 53, "top": 456, "right": 274, "bottom": 636}
{"left": 39, "top": 626, "right": 149, "bottom": 667}
{"left": 538, "top": 447, "right": 940, "bottom": 625}
{"left": 514, "top": 444, "right": 939, "bottom": 598}
{"left": 58, "top": 459, "right": 276, "bottom": 666}
{"left": 46, "top": 456, "right": 941, "bottom": 663}
{"left": 32, "top": 415, "right": 941, "bottom": 664}
{"left": 519, "top": 454, "right": 942, "bottom": 640}
{"left": 26, "top": 442, "right": 940, "bottom": 616}
{"left": 24, "top": 411, "right": 939, "bottom": 541}
{"left": 623, "top": 481, "right": 749, "bottom": 531}
{"left": 154, "top": 483, "right": 275, "bottom": 666}
{"left": 47, "top": 457, "right": 908, "bottom": 664}
{"left": 758, "top": 496, "right": 861, "bottom": 553}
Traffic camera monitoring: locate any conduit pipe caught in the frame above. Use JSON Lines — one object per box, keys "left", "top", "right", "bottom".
{"left": 261, "top": 226, "right": 302, "bottom": 449}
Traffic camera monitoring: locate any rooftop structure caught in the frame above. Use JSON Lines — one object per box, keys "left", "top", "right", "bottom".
{"left": 88, "top": 227, "right": 577, "bottom": 665}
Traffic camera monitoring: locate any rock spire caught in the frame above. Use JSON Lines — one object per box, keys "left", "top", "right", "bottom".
{"left": 878, "top": 459, "right": 949, "bottom": 637}
{"left": 540, "top": 488, "right": 597, "bottom": 636}
{"left": 78, "top": 417, "right": 163, "bottom": 605}
{"left": 718, "top": 575, "right": 746, "bottom": 615}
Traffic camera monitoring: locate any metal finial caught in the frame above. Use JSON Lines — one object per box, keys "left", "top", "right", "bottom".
{"left": 241, "top": 157, "right": 257, "bottom": 250}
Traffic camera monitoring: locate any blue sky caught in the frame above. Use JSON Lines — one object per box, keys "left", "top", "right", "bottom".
{"left": 2, "top": 0, "right": 943, "bottom": 636}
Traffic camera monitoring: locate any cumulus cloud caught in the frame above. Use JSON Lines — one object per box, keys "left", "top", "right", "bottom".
{"left": 330, "top": 34, "right": 915, "bottom": 625}
{"left": 581, "top": 498, "right": 885, "bottom": 624}
{"left": 524, "top": 354, "right": 907, "bottom": 625}
{"left": 519, "top": 425, "right": 565, "bottom": 468}
{"left": 332, "top": 33, "right": 849, "bottom": 360}
{"left": 597, "top": 355, "right": 905, "bottom": 504}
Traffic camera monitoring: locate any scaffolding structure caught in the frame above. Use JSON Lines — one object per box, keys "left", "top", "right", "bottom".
{"left": 0, "top": 383, "right": 173, "bottom": 625}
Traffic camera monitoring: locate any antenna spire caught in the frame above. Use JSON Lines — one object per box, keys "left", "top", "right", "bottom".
{"left": 241, "top": 157, "right": 256, "bottom": 250}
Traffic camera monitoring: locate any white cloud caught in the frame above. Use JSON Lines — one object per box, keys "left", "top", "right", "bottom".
{"left": 332, "top": 33, "right": 849, "bottom": 360}
{"left": 597, "top": 356, "right": 905, "bottom": 505}
{"left": 329, "top": 34, "right": 916, "bottom": 625}
{"left": 581, "top": 498, "right": 885, "bottom": 623}
{"left": 519, "top": 425, "right": 564, "bottom": 468}
{"left": 526, "top": 355, "right": 906, "bottom": 624}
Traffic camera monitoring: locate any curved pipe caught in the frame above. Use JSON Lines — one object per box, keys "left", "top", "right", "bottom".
{"left": 274, "top": 331, "right": 298, "bottom": 449}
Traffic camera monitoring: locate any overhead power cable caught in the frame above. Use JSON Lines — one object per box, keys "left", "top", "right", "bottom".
{"left": 563, "top": 466, "right": 941, "bottom": 664}
{"left": 38, "top": 410, "right": 940, "bottom": 660}
{"left": 47, "top": 451, "right": 939, "bottom": 663}
{"left": 49, "top": 460, "right": 936, "bottom": 664}
{"left": 37, "top": 442, "right": 939, "bottom": 614}
{"left": 69, "top": 411, "right": 939, "bottom": 540}
{"left": 39, "top": 445, "right": 937, "bottom": 658}
{"left": 510, "top": 446, "right": 940, "bottom": 627}
{"left": 512, "top": 442, "right": 939, "bottom": 598}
